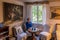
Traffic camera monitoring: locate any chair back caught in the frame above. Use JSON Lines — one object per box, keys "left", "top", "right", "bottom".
{"left": 43, "top": 24, "right": 50, "bottom": 32}
{"left": 56, "top": 24, "right": 60, "bottom": 40}
{"left": 43, "top": 24, "right": 54, "bottom": 33}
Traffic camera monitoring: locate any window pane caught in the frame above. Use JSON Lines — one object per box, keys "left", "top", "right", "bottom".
{"left": 32, "top": 6, "right": 37, "bottom": 22}
{"left": 38, "top": 6, "right": 43, "bottom": 22}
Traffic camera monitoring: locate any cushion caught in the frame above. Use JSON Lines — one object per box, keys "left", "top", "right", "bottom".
{"left": 18, "top": 26, "right": 23, "bottom": 34}
{"left": 40, "top": 32, "right": 51, "bottom": 40}
{"left": 15, "top": 26, "right": 23, "bottom": 34}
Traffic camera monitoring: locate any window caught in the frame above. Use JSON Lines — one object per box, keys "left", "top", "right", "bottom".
{"left": 32, "top": 5, "right": 43, "bottom": 23}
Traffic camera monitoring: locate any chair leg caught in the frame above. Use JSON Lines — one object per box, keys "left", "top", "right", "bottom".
{"left": 15, "top": 37, "right": 17, "bottom": 40}
{"left": 22, "top": 37, "right": 25, "bottom": 40}
{"left": 40, "top": 36, "right": 46, "bottom": 40}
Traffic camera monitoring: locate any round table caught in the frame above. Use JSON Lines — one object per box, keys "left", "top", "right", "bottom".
{"left": 28, "top": 27, "right": 40, "bottom": 40}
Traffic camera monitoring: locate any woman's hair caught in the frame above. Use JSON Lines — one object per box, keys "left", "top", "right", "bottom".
{"left": 27, "top": 17, "right": 30, "bottom": 21}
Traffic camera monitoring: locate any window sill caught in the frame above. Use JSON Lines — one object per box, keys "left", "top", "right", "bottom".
{"left": 32, "top": 22, "right": 42, "bottom": 24}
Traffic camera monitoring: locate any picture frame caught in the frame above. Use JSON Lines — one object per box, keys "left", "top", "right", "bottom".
{"left": 3, "top": 2, "right": 23, "bottom": 22}
{"left": 50, "top": 6, "right": 60, "bottom": 19}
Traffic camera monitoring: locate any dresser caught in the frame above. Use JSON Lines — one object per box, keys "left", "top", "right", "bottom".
{"left": 0, "top": 26, "right": 9, "bottom": 40}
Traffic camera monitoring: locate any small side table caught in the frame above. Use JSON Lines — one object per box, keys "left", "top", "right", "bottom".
{"left": 28, "top": 27, "right": 41, "bottom": 40}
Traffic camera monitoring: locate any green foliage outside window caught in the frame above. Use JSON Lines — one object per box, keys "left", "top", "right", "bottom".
{"left": 32, "top": 5, "right": 43, "bottom": 23}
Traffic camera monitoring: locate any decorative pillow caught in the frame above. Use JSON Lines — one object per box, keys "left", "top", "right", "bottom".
{"left": 17, "top": 26, "right": 23, "bottom": 34}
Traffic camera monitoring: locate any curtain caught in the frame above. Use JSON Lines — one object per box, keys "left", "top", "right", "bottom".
{"left": 26, "top": 5, "right": 32, "bottom": 21}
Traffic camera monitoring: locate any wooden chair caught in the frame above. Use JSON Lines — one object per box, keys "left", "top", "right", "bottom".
{"left": 56, "top": 24, "right": 60, "bottom": 40}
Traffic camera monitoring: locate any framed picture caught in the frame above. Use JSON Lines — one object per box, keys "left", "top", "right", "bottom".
{"left": 3, "top": 2, "right": 23, "bottom": 22}
{"left": 50, "top": 6, "right": 60, "bottom": 19}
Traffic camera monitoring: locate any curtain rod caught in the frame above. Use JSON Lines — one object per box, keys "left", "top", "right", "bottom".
{"left": 24, "top": 1, "right": 49, "bottom": 5}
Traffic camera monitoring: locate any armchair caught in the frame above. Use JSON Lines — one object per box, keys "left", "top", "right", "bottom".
{"left": 40, "top": 24, "right": 54, "bottom": 40}
{"left": 12, "top": 26, "right": 27, "bottom": 40}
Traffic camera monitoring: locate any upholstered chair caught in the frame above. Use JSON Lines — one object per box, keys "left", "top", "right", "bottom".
{"left": 40, "top": 24, "right": 54, "bottom": 40}
{"left": 13, "top": 26, "right": 27, "bottom": 40}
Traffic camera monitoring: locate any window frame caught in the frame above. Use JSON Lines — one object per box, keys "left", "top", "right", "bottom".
{"left": 32, "top": 5, "right": 43, "bottom": 24}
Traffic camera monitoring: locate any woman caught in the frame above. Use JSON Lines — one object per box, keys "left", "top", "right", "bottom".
{"left": 26, "top": 17, "right": 32, "bottom": 30}
{"left": 22, "top": 17, "right": 32, "bottom": 32}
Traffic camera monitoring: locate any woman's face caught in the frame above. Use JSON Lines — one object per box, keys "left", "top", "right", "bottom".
{"left": 27, "top": 18, "right": 30, "bottom": 22}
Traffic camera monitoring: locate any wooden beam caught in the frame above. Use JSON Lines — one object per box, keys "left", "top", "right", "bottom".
{"left": 48, "top": 0, "right": 60, "bottom": 2}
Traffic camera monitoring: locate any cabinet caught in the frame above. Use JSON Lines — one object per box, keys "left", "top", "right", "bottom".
{"left": 4, "top": 21, "right": 23, "bottom": 37}
{"left": 0, "top": 26, "right": 9, "bottom": 40}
